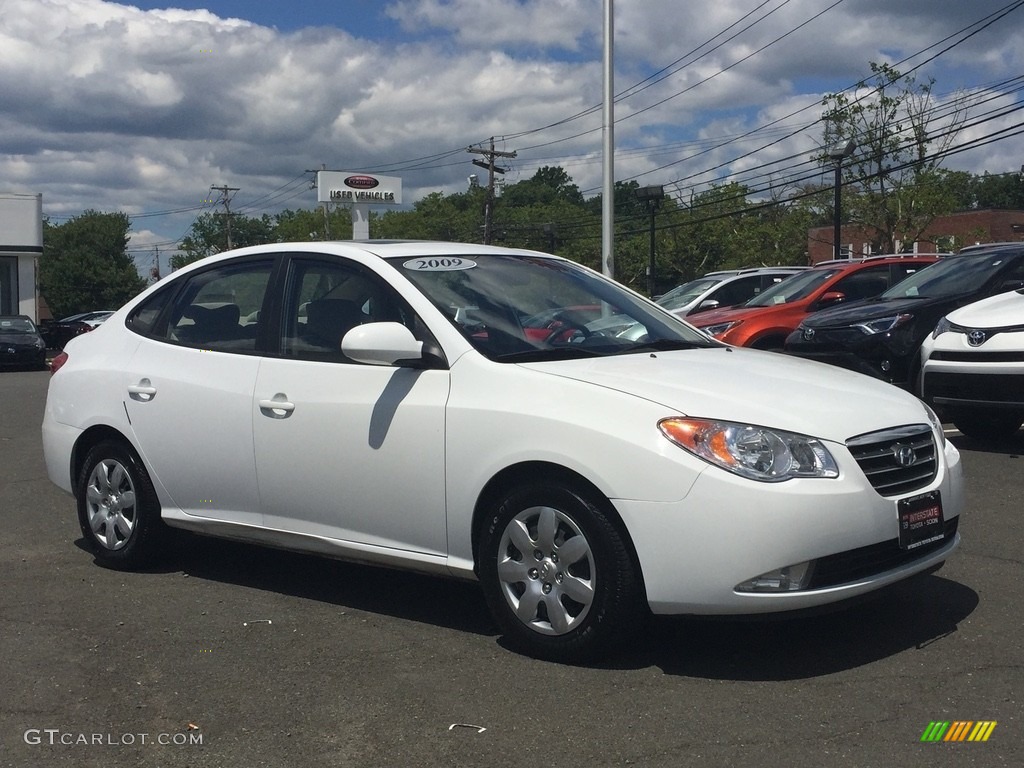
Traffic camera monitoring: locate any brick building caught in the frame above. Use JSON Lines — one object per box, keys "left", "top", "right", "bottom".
{"left": 807, "top": 209, "right": 1024, "bottom": 264}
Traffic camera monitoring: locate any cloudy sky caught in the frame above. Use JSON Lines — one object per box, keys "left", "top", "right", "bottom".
{"left": 2, "top": 0, "right": 1023, "bottom": 270}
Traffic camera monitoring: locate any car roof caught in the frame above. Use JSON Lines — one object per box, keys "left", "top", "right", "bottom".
{"left": 702, "top": 266, "right": 809, "bottom": 278}
{"left": 813, "top": 254, "right": 943, "bottom": 267}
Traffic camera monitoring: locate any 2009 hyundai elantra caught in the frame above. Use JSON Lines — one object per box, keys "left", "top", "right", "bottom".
{"left": 42, "top": 241, "right": 963, "bottom": 661}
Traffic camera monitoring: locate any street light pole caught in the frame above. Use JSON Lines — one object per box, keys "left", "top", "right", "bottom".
{"left": 635, "top": 185, "right": 664, "bottom": 296}
{"left": 830, "top": 140, "right": 856, "bottom": 259}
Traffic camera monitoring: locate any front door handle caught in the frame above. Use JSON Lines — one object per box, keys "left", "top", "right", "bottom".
{"left": 259, "top": 394, "right": 295, "bottom": 418}
{"left": 128, "top": 378, "right": 157, "bottom": 402}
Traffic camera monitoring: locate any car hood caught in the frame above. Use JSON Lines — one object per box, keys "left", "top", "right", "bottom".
{"left": 519, "top": 347, "right": 927, "bottom": 442}
{"left": 947, "top": 289, "right": 1024, "bottom": 328}
{"left": 689, "top": 304, "right": 781, "bottom": 327}
{"left": 802, "top": 296, "right": 955, "bottom": 328}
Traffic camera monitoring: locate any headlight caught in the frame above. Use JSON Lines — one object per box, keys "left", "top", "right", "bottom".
{"left": 701, "top": 321, "right": 739, "bottom": 338}
{"left": 659, "top": 418, "right": 839, "bottom": 482}
{"left": 854, "top": 314, "right": 913, "bottom": 335}
{"left": 931, "top": 316, "right": 951, "bottom": 339}
{"left": 923, "top": 403, "right": 947, "bottom": 448}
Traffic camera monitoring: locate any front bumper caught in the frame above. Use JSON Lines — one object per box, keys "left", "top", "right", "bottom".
{"left": 784, "top": 330, "right": 914, "bottom": 385}
{"left": 0, "top": 345, "right": 46, "bottom": 366}
{"left": 616, "top": 436, "right": 963, "bottom": 615}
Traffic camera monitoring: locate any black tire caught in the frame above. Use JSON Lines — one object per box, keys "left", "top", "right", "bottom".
{"left": 478, "top": 482, "right": 643, "bottom": 663}
{"left": 952, "top": 412, "right": 1023, "bottom": 442}
{"left": 76, "top": 439, "right": 166, "bottom": 569}
{"left": 751, "top": 335, "right": 785, "bottom": 351}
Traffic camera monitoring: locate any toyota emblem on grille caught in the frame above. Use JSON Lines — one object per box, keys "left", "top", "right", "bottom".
{"left": 967, "top": 329, "right": 987, "bottom": 347}
{"left": 893, "top": 444, "right": 916, "bottom": 467}
{"left": 802, "top": 327, "right": 815, "bottom": 341}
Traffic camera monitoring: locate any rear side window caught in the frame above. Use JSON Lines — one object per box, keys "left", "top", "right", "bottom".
{"left": 126, "top": 287, "right": 175, "bottom": 336}
{"left": 128, "top": 259, "right": 274, "bottom": 353}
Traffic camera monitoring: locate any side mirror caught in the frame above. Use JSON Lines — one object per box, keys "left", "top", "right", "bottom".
{"left": 695, "top": 299, "right": 720, "bottom": 312}
{"left": 342, "top": 322, "right": 425, "bottom": 366}
{"left": 818, "top": 291, "right": 846, "bottom": 307}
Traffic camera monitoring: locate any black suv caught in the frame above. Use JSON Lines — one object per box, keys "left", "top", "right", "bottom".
{"left": 784, "top": 244, "right": 1024, "bottom": 387}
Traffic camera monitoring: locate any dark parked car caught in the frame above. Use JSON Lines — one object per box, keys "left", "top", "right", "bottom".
{"left": 0, "top": 315, "right": 48, "bottom": 369}
{"left": 39, "top": 311, "right": 114, "bottom": 350}
{"left": 784, "top": 244, "right": 1024, "bottom": 387}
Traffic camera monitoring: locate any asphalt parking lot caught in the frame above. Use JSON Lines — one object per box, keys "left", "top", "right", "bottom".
{"left": 1, "top": 368, "right": 1021, "bottom": 768}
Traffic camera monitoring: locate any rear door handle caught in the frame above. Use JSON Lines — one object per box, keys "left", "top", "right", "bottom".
{"left": 259, "top": 394, "right": 295, "bottom": 418}
{"left": 128, "top": 378, "right": 157, "bottom": 401}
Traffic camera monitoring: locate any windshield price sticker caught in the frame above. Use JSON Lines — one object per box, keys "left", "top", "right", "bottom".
{"left": 898, "top": 490, "right": 944, "bottom": 550}
{"left": 403, "top": 257, "right": 476, "bottom": 272}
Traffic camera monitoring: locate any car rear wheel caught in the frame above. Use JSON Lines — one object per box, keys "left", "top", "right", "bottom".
{"left": 77, "top": 440, "right": 165, "bottom": 569}
{"left": 952, "top": 412, "right": 1023, "bottom": 442}
{"left": 478, "top": 481, "right": 643, "bottom": 662}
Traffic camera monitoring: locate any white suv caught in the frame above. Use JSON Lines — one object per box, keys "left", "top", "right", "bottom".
{"left": 657, "top": 267, "right": 806, "bottom": 318}
{"left": 919, "top": 288, "right": 1024, "bottom": 441}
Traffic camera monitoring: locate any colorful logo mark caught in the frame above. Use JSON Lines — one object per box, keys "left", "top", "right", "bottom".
{"left": 921, "top": 721, "right": 997, "bottom": 742}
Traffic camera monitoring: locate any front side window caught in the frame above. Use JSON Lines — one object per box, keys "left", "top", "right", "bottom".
{"left": 389, "top": 253, "right": 713, "bottom": 362}
{"left": 279, "top": 258, "right": 417, "bottom": 363}
{"left": 830, "top": 267, "right": 891, "bottom": 302}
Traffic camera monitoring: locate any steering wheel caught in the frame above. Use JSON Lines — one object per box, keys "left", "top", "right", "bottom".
{"left": 543, "top": 317, "right": 590, "bottom": 344}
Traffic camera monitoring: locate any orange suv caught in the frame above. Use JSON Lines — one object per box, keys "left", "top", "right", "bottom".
{"left": 689, "top": 256, "right": 939, "bottom": 349}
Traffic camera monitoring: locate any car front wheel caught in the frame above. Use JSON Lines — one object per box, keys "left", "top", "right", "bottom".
{"left": 478, "top": 482, "right": 642, "bottom": 662}
{"left": 76, "top": 440, "right": 165, "bottom": 569}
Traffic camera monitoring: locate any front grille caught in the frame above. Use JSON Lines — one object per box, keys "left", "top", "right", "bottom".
{"left": 846, "top": 425, "right": 937, "bottom": 497}
{"left": 924, "top": 371, "right": 1024, "bottom": 406}
{"left": 930, "top": 350, "right": 1024, "bottom": 363}
{"left": 807, "top": 517, "right": 958, "bottom": 589}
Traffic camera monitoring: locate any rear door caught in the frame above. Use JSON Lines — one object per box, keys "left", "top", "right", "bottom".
{"left": 124, "top": 257, "right": 274, "bottom": 525}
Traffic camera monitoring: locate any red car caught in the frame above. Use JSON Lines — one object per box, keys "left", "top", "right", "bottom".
{"left": 690, "top": 256, "right": 939, "bottom": 349}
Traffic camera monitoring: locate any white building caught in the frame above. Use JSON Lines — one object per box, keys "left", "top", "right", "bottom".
{"left": 0, "top": 193, "right": 43, "bottom": 321}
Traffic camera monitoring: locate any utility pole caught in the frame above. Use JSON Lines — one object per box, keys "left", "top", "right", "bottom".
{"left": 468, "top": 138, "right": 516, "bottom": 244}
{"left": 209, "top": 184, "right": 239, "bottom": 250}
{"left": 150, "top": 245, "right": 161, "bottom": 283}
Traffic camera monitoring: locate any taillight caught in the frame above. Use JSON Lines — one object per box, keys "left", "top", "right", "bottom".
{"left": 50, "top": 351, "right": 69, "bottom": 374}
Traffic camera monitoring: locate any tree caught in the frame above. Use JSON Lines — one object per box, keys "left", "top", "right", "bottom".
{"left": 171, "top": 212, "right": 276, "bottom": 270}
{"left": 39, "top": 211, "right": 146, "bottom": 318}
{"left": 820, "top": 62, "right": 967, "bottom": 253}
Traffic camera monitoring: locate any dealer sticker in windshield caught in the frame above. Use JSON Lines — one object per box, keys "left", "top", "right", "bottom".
{"left": 402, "top": 257, "right": 476, "bottom": 271}
{"left": 897, "top": 490, "right": 944, "bottom": 550}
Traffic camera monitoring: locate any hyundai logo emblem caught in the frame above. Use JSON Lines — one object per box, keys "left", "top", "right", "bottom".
{"left": 802, "top": 327, "right": 815, "bottom": 341}
{"left": 893, "top": 444, "right": 916, "bottom": 467}
{"left": 967, "top": 329, "right": 987, "bottom": 347}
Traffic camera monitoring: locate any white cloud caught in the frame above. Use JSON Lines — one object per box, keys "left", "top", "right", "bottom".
{"left": 0, "top": 0, "right": 1021, "bottom": 251}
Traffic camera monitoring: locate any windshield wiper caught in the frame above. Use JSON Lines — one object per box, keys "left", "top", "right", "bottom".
{"left": 620, "top": 339, "right": 714, "bottom": 353}
{"left": 494, "top": 346, "right": 618, "bottom": 363}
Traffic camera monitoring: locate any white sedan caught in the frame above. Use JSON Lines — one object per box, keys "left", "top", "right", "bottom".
{"left": 919, "top": 287, "right": 1024, "bottom": 441}
{"left": 43, "top": 242, "right": 963, "bottom": 662}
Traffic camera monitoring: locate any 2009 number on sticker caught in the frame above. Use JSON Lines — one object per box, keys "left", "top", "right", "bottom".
{"left": 402, "top": 257, "right": 476, "bottom": 272}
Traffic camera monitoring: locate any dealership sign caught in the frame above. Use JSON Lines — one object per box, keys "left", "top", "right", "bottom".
{"left": 316, "top": 171, "right": 402, "bottom": 205}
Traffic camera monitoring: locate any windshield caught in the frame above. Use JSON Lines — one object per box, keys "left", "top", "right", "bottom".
{"left": 390, "top": 253, "right": 715, "bottom": 361}
{"left": 656, "top": 278, "right": 721, "bottom": 310}
{"left": 744, "top": 268, "right": 839, "bottom": 307}
{"left": 881, "top": 253, "right": 1018, "bottom": 299}
{"left": 0, "top": 318, "right": 37, "bottom": 334}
